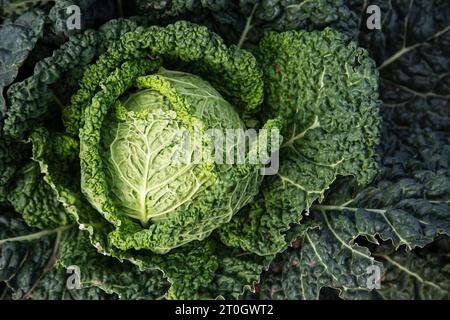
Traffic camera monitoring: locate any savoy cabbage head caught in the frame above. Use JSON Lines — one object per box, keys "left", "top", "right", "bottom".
{"left": 0, "top": 0, "right": 448, "bottom": 301}
{"left": 82, "top": 66, "right": 268, "bottom": 253}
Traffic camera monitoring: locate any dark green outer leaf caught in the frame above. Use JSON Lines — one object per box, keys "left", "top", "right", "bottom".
{"left": 217, "top": 28, "right": 380, "bottom": 270}
{"left": 350, "top": 0, "right": 449, "bottom": 130}
{"left": 54, "top": 232, "right": 170, "bottom": 300}
{"left": 373, "top": 241, "right": 450, "bottom": 300}
{"left": 0, "top": 10, "right": 44, "bottom": 116}
{"left": 259, "top": 0, "right": 450, "bottom": 300}
{"left": 0, "top": 1, "right": 51, "bottom": 19}
{"left": 27, "top": 267, "right": 117, "bottom": 300}
{"left": 2, "top": 17, "right": 141, "bottom": 140}
{"left": 125, "top": 0, "right": 358, "bottom": 46}
{"left": 0, "top": 206, "right": 169, "bottom": 300}
{"left": 0, "top": 138, "right": 28, "bottom": 201}
{"left": 258, "top": 117, "right": 450, "bottom": 301}
{"left": 0, "top": 206, "right": 73, "bottom": 300}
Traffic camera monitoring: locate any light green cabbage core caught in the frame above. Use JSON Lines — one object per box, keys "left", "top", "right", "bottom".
{"left": 101, "top": 109, "right": 212, "bottom": 226}
{"left": 100, "top": 81, "right": 216, "bottom": 226}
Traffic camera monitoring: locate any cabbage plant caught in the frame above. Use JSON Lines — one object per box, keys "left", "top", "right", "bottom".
{"left": 5, "top": 1, "right": 436, "bottom": 300}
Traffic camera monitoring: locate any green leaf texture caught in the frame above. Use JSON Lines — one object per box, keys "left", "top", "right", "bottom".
{"left": 0, "top": 10, "right": 44, "bottom": 116}
{"left": 125, "top": 0, "right": 358, "bottom": 45}
{"left": 0, "top": 206, "right": 72, "bottom": 299}
{"left": 258, "top": 0, "right": 450, "bottom": 300}
{"left": 2, "top": 18, "right": 142, "bottom": 140}
{"left": 374, "top": 242, "right": 450, "bottom": 300}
